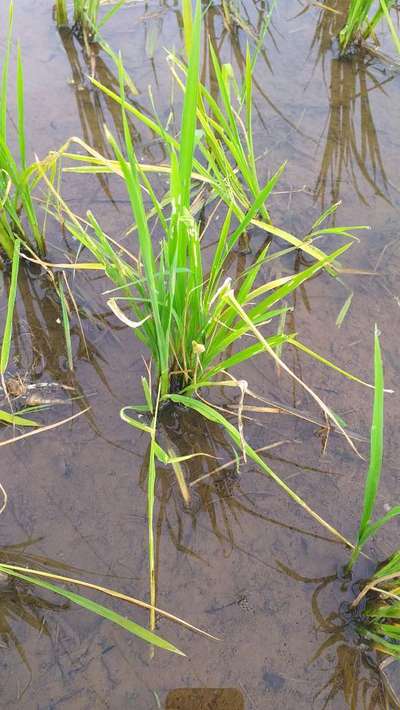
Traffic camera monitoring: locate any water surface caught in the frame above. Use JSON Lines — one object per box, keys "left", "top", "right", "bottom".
{"left": 1, "top": 1, "right": 400, "bottom": 707}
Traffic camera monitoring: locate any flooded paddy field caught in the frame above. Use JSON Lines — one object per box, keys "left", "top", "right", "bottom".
{"left": 0, "top": 1, "right": 400, "bottom": 708}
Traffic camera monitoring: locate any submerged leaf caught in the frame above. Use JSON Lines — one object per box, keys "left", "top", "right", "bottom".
{"left": 0, "top": 565, "right": 184, "bottom": 654}
{"left": 0, "top": 410, "right": 39, "bottom": 427}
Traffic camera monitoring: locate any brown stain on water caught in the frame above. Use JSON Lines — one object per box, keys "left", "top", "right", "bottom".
{"left": 165, "top": 688, "right": 244, "bottom": 709}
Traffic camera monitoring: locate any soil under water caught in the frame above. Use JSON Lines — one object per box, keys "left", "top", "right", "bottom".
{"left": 0, "top": 1, "right": 400, "bottom": 708}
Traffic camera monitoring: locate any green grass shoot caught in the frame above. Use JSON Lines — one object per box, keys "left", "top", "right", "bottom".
{"left": 352, "top": 552, "right": 400, "bottom": 658}
{"left": 0, "top": 409, "right": 39, "bottom": 427}
{"left": 339, "top": 0, "right": 399, "bottom": 53}
{"left": 0, "top": 2, "right": 59, "bottom": 258}
{"left": 59, "top": 279, "right": 74, "bottom": 371}
{"left": 348, "top": 327, "right": 400, "bottom": 570}
{"left": 0, "top": 238, "right": 20, "bottom": 378}
{"left": 55, "top": 0, "right": 68, "bottom": 28}
{"left": 0, "top": 563, "right": 195, "bottom": 655}
{"left": 57, "top": 7, "right": 367, "bottom": 403}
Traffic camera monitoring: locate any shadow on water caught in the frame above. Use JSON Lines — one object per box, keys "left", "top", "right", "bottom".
{"left": 308, "top": 0, "right": 349, "bottom": 74}
{"left": 0, "top": 539, "right": 74, "bottom": 687}
{"left": 277, "top": 561, "right": 393, "bottom": 709}
{"left": 5, "top": 263, "right": 113, "bottom": 396}
{"left": 200, "top": 0, "right": 318, "bottom": 145}
{"left": 57, "top": 27, "right": 168, "bottom": 191}
{"left": 140, "top": 405, "right": 352, "bottom": 625}
{"left": 310, "top": 2, "right": 394, "bottom": 211}
{"left": 0, "top": 262, "right": 128, "bottom": 444}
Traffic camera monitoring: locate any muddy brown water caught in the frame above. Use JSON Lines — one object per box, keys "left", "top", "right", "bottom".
{"left": 1, "top": 1, "right": 400, "bottom": 708}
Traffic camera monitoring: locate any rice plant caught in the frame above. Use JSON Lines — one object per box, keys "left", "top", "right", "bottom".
{"left": 55, "top": 0, "right": 127, "bottom": 42}
{"left": 311, "top": 4, "right": 392, "bottom": 211}
{"left": 45, "top": 2, "right": 384, "bottom": 637}
{"left": 0, "top": 239, "right": 20, "bottom": 388}
{"left": 59, "top": 4, "right": 368, "bottom": 411}
{"left": 272, "top": 328, "right": 399, "bottom": 666}
{"left": 339, "top": 0, "right": 400, "bottom": 54}
{"left": 55, "top": 0, "right": 68, "bottom": 28}
{"left": 0, "top": 3, "right": 59, "bottom": 260}
{"left": 346, "top": 327, "right": 400, "bottom": 571}
{"left": 353, "top": 552, "right": 400, "bottom": 660}
{"left": 337, "top": 327, "right": 400, "bottom": 662}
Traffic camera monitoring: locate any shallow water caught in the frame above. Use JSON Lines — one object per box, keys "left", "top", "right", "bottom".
{"left": 1, "top": 1, "right": 400, "bottom": 708}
